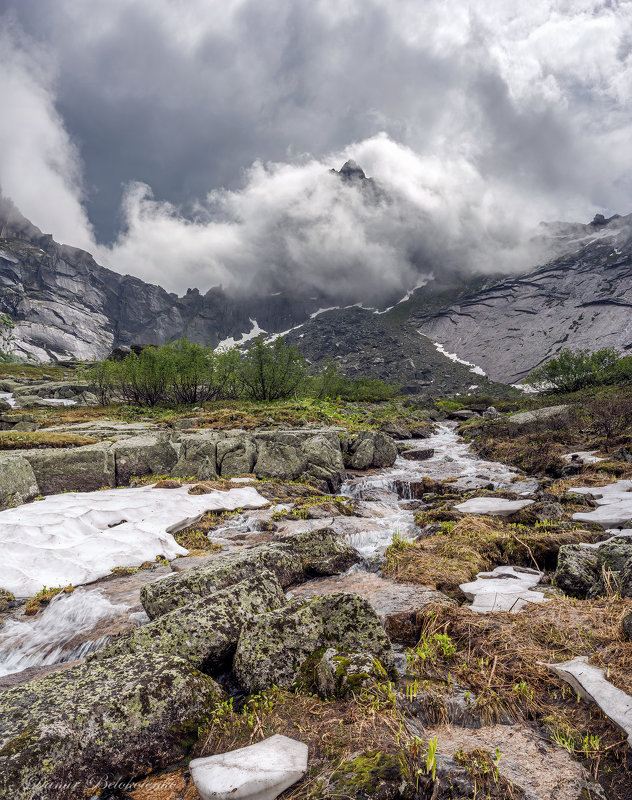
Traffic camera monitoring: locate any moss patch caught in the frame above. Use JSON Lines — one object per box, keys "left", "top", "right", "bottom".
{"left": 0, "top": 431, "right": 99, "bottom": 449}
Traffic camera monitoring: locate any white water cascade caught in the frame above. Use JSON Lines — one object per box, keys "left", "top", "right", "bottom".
{"left": 0, "top": 589, "right": 130, "bottom": 677}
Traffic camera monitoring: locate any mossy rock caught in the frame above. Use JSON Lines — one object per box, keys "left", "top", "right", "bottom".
{"left": 91, "top": 571, "right": 286, "bottom": 672}
{"left": 233, "top": 592, "right": 396, "bottom": 693}
{"left": 325, "top": 750, "right": 414, "bottom": 799}
{"left": 141, "top": 528, "right": 360, "bottom": 619}
{"left": 0, "top": 651, "right": 223, "bottom": 800}
{"left": 315, "top": 648, "right": 387, "bottom": 698}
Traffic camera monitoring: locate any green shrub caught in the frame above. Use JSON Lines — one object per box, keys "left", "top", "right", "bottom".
{"left": 524, "top": 348, "right": 619, "bottom": 393}
{"left": 238, "top": 336, "right": 307, "bottom": 401}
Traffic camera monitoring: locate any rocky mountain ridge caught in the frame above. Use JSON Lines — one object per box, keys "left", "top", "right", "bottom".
{"left": 417, "top": 212, "right": 632, "bottom": 383}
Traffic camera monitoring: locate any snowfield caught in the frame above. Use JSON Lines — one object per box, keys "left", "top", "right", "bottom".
{"left": 0, "top": 484, "right": 268, "bottom": 597}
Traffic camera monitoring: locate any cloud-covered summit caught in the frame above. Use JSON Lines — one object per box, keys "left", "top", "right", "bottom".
{"left": 0, "top": 0, "right": 631, "bottom": 299}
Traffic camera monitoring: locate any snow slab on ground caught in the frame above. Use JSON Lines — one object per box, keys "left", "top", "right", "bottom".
{"left": 547, "top": 657, "right": 632, "bottom": 747}
{"left": 190, "top": 734, "right": 308, "bottom": 800}
{"left": 454, "top": 497, "right": 534, "bottom": 517}
{"left": 460, "top": 566, "right": 546, "bottom": 613}
{"left": 0, "top": 484, "right": 268, "bottom": 597}
{"left": 571, "top": 480, "right": 632, "bottom": 528}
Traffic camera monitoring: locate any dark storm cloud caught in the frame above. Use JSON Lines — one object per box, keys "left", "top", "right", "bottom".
{"left": 0, "top": 0, "right": 631, "bottom": 296}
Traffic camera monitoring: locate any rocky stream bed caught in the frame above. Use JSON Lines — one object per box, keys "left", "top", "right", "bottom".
{"left": 0, "top": 419, "right": 631, "bottom": 799}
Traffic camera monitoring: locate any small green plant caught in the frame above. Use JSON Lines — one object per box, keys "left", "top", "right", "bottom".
{"left": 425, "top": 736, "right": 438, "bottom": 781}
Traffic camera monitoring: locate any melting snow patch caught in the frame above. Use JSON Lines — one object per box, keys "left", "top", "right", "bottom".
{"left": 0, "top": 392, "right": 16, "bottom": 407}
{"left": 562, "top": 451, "right": 603, "bottom": 465}
{"left": 454, "top": 497, "right": 534, "bottom": 517}
{"left": 421, "top": 336, "right": 487, "bottom": 376}
{"left": 0, "top": 484, "right": 269, "bottom": 596}
{"left": 570, "top": 480, "right": 632, "bottom": 528}
{"left": 460, "top": 566, "right": 545, "bottom": 613}
{"left": 40, "top": 398, "right": 77, "bottom": 406}
{"left": 216, "top": 319, "right": 266, "bottom": 351}
{"left": 190, "top": 734, "right": 308, "bottom": 800}
{"left": 546, "top": 657, "right": 632, "bottom": 747}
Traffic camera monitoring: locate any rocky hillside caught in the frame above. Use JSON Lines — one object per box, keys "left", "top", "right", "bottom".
{"left": 281, "top": 306, "right": 506, "bottom": 396}
{"left": 0, "top": 197, "right": 320, "bottom": 361}
{"left": 417, "top": 213, "right": 632, "bottom": 383}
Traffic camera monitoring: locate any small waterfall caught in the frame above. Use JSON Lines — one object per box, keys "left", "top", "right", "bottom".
{"left": 0, "top": 589, "right": 130, "bottom": 677}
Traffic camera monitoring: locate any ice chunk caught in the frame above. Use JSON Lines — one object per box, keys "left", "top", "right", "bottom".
{"left": 190, "top": 734, "right": 308, "bottom": 800}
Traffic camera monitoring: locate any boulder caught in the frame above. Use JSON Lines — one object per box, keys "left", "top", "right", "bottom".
{"left": 0, "top": 454, "right": 39, "bottom": 509}
{"left": 613, "top": 447, "right": 632, "bottom": 463}
{"left": 345, "top": 430, "right": 397, "bottom": 469}
{"left": 254, "top": 440, "right": 308, "bottom": 481}
{"left": 114, "top": 434, "right": 178, "bottom": 485}
{"left": 141, "top": 528, "right": 361, "bottom": 618}
{"left": 0, "top": 399, "right": 11, "bottom": 412}
{"left": 20, "top": 441, "right": 115, "bottom": 494}
{"left": 217, "top": 436, "right": 257, "bottom": 477}
{"left": 302, "top": 434, "right": 346, "bottom": 491}
{"left": 379, "top": 421, "right": 411, "bottom": 439}
{"left": 555, "top": 544, "right": 599, "bottom": 597}
{"left": 0, "top": 651, "right": 223, "bottom": 800}
{"left": 233, "top": 592, "right": 395, "bottom": 692}
{"left": 172, "top": 431, "right": 220, "bottom": 479}
{"left": 401, "top": 447, "right": 435, "bottom": 461}
{"left": 508, "top": 405, "right": 569, "bottom": 426}
{"left": 449, "top": 409, "right": 480, "bottom": 420}
{"left": 91, "top": 571, "right": 286, "bottom": 672}
{"left": 190, "top": 735, "right": 308, "bottom": 800}
{"left": 316, "top": 648, "right": 385, "bottom": 698}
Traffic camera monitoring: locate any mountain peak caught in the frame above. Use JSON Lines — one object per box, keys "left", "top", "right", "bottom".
{"left": 339, "top": 159, "right": 367, "bottom": 181}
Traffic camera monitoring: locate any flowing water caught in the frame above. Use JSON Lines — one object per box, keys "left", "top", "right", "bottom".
{"left": 0, "top": 422, "right": 538, "bottom": 681}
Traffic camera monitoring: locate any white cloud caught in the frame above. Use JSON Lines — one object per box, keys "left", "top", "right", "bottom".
{"left": 0, "top": 21, "right": 94, "bottom": 249}
{"left": 0, "top": 0, "right": 631, "bottom": 296}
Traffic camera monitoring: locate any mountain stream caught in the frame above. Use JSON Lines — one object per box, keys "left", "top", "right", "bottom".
{"left": 0, "top": 423, "right": 538, "bottom": 685}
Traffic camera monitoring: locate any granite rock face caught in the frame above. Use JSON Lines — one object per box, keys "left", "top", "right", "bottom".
{"left": 418, "top": 213, "right": 632, "bottom": 383}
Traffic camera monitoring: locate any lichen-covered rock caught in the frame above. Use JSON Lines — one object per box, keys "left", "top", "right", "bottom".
{"left": 379, "top": 422, "right": 411, "bottom": 439}
{"left": 91, "top": 571, "right": 286, "bottom": 672}
{"left": 114, "top": 434, "right": 178, "bottom": 485}
{"left": 20, "top": 441, "right": 115, "bottom": 494}
{"left": 345, "top": 430, "right": 398, "bottom": 469}
{"left": 302, "top": 434, "right": 346, "bottom": 491}
{"left": 555, "top": 544, "right": 599, "bottom": 597}
{"left": 172, "top": 432, "right": 220, "bottom": 479}
{"left": 0, "top": 453, "right": 39, "bottom": 509}
{"left": 0, "top": 651, "right": 223, "bottom": 800}
{"left": 217, "top": 436, "right": 257, "bottom": 477}
{"left": 254, "top": 440, "right": 308, "bottom": 481}
{"left": 233, "top": 592, "right": 395, "bottom": 692}
{"left": 316, "top": 648, "right": 386, "bottom": 698}
{"left": 141, "top": 528, "right": 360, "bottom": 619}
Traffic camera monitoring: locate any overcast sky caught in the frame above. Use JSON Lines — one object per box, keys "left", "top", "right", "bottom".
{"left": 0, "top": 0, "right": 631, "bottom": 298}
